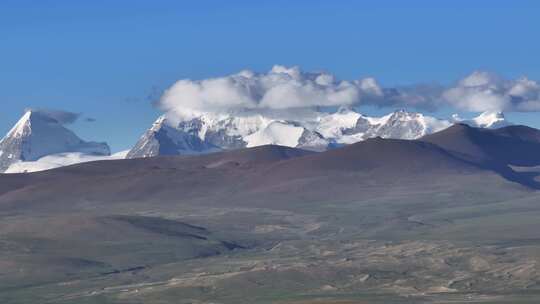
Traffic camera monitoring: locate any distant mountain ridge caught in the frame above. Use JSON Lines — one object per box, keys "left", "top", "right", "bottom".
{"left": 126, "top": 109, "right": 511, "bottom": 159}
{"left": 0, "top": 108, "right": 516, "bottom": 173}
{"left": 2, "top": 120, "right": 539, "bottom": 203}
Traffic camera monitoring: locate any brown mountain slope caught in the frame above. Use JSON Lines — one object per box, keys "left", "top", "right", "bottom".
{"left": 421, "top": 124, "right": 540, "bottom": 167}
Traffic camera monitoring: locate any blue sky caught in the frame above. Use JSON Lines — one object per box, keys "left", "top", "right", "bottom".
{"left": 1, "top": 0, "right": 539, "bottom": 151}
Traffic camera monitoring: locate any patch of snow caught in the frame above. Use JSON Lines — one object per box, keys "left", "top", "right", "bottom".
{"left": 365, "top": 112, "right": 393, "bottom": 126}
{"left": 197, "top": 112, "right": 271, "bottom": 139}
{"left": 245, "top": 121, "right": 305, "bottom": 147}
{"left": 4, "top": 151, "right": 126, "bottom": 174}
{"left": 112, "top": 150, "right": 130, "bottom": 159}
{"left": 338, "top": 132, "right": 367, "bottom": 144}
{"left": 315, "top": 109, "right": 362, "bottom": 138}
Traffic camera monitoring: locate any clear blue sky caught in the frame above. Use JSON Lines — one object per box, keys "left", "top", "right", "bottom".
{"left": 1, "top": 0, "right": 539, "bottom": 151}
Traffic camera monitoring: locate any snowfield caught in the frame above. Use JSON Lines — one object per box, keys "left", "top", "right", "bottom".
{"left": 5, "top": 150, "right": 129, "bottom": 174}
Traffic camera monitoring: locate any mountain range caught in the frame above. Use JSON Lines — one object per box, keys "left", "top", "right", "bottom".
{"left": 0, "top": 108, "right": 512, "bottom": 173}
{"left": 2, "top": 122, "right": 539, "bottom": 213}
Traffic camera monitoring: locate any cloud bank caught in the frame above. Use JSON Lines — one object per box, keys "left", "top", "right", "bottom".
{"left": 25, "top": 108, "right": 82, "bottom": 125}
{"left": 158, "top": 65, "right": 383, "bottom": 118}
{"left": 157, "top": 65, "right": 540, "bottom": 118}
{"left": 442, "top": 71, "right": 540, "bottom": 112}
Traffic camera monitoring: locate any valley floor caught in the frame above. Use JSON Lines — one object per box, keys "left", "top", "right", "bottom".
{"left": 2, "top": 176, "right": 540, "bottom": 304}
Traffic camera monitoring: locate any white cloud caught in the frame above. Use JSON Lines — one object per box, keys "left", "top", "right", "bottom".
{"left": 442, "top": 71, "right": 540, "bottom": 112}
{"left": 371, "top": 84, "right": 445, "bottom": 111}
{"left": 157, "top": 66, "right": 540, "bottom": 119}
{"left": 158, "top": 65, "right": 383, "bottom": 118}
{"left": 24, "top": 108, "right": 82, "bottom": 124}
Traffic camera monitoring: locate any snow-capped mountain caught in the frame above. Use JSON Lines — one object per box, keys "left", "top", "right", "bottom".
{"left": 453, "top": 111, "right": 510, "bottom": 129}
{"left": 0, "top": 110, "right": 111, "bottom": 172}
{"left": 1, "top": 108, "right": 513, "bottom": 171}
{"left": 337, "top": 109, "right": 452, "bottom": 143}
{"left": 126, "top": 116, "right": 220, "bottom": 158}
{"left": 127, "top": 108, "right": 459, "bottom": 158}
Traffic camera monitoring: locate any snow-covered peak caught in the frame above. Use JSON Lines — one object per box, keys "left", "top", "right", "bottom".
{"left": 6, "top": 110, "right": 33, "bottom": 138}
{"left": 452, "top": 111, "right": 511, "bottom": 129}
{"left": 363, "top": 109, "right": 451, "bottom": 140}
{"left": 472, "top": 111, "right": 509, "bottom": 128}
{"left": 151, "top": 115, "right": 168, "bottom": 130}
{"left": 389, "top": 108, "right": 417, "bottom": 117}
{"left": 126, "top": 116, "right": 220, "bottom": 159}
{"left": 315, "top": 108, "right": 362, "bottom": 139}
{"left": 0, "top": 111, "right": 110, "bottom": 172}
{"left": 383, "top": 109, "right": 426, "bottom": 126}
